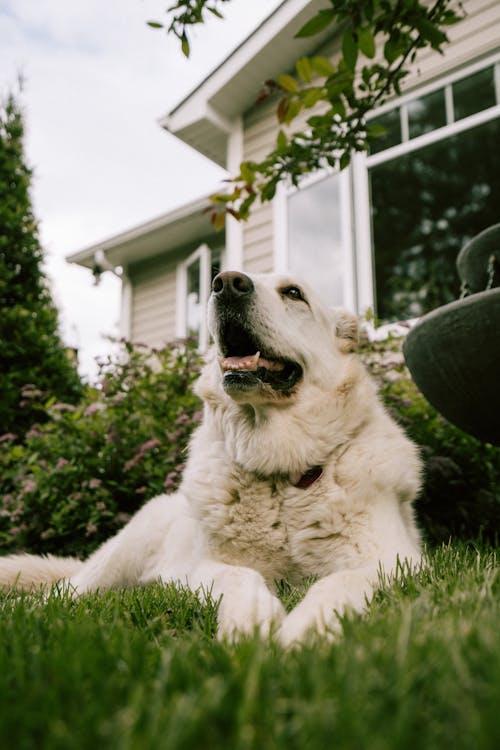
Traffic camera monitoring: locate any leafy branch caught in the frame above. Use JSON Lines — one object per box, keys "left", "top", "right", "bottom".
{"left": 150, "top": 0, "right": 464, "bottom": 226}
{"left": 147, "top": 0, "right": 232, "bottom": 57}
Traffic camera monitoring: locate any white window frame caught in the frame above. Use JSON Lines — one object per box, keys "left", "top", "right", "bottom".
{"left": 276, "top": 167, "right": 357, "bottom": 311}
{"left": 176, "top": 243, "right": 225, "bottom": 350}
{"left": 355, "top": 52, "right": 500, "bottom": 317}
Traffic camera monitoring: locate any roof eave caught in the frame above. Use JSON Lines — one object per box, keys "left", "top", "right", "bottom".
{"left": 67, "top": 194, "right": 220, "bottom": 270}
{"left": 161, "top": 0, "right": 337, "bottom": 167}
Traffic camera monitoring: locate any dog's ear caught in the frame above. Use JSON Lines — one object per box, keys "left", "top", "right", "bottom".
{"left": 334, "top": 309, "right": 359, "bottom": 352}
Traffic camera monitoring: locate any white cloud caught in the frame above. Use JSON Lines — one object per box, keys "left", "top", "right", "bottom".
{"left": 0, "top": 0, "right": 281, "bottom": 380}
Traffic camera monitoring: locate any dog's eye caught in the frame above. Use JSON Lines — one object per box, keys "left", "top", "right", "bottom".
{"left": 281, "top": 285, "right": 305, "bottom": 302}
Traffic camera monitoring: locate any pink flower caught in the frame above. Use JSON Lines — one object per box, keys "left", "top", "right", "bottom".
{"left": 84, "top": 402, "right": 105, "bottom": 417}
{"left": 56, "top": 458, "right": 69, "bottom": 469}
{"left": 50, "top": 403, "right": 76, "bottom": 412}
{"left": 85, "top": 522, "right": 97, "bottom": 536}
{"left": 0, "top": 433, "right": 17, "bottom": 443}
{"left": 88, "top": 478, "right": 102, "bottom": 489}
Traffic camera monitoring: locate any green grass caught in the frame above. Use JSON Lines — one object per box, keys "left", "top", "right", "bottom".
{"left": 1, "top": 543, "right": 499, "bottom": 749}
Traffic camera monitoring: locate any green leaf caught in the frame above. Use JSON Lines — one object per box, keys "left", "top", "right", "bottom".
{"left": 207, "top": 7, "right": 224, "bottom": 19}
{"left": 366, "top": 123, "right": 388, "bottom": 138}
{"left": 296, "top": 57, "right": 313, "bottom": 83}
{"left": 283, "top": 99, "right": 303, "bottom": 125}
{"left": 302, "top": 87, "right": 325, "bottom": 108}
{"left": 415, "top": 18, "right": 447, "bottom": 49}
{"left": 146, "top": 21, "right": 164, "bottom": 29}
{"left": 384, "top": 38, "right": 401, "bottom": 64}
{"left": 239, "top": 161, "right": 255, "bottom": 184}
{"left": 330, "top": 99, "right": 346, "bottom": 119}
{"left": 358, "top": 27, "right": 376, "bottom": 59}
{"left": 342, "top": 28, "right": 358, "bottom": 70}
{"left": 310, "top": 56, "right": 335, "bottom": 77}
{"left": 213, "top": 211, "right": 226, "bottom": 231}
{"left": 339, "top": 151, "right": 351, "bottom": 170}
{"left": 295, "top": 9, "right": 336, "bottom": 38}
{"left": 181, "top": 33, "right": 190, "bottom": 58}
{"left": 277, "top": 74, "right": 299, "bottom": 93}
{"left": 276, "top": 129, "right": 288, "bottom": 151}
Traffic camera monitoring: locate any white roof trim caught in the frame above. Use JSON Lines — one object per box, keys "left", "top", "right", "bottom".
{"left": 67, "top": 194, "right": 221, "bottom": 270}
{"left": 161, "top": 0, "right": 336, "bottom": 166}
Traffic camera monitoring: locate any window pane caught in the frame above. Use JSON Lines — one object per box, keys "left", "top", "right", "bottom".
{"left": 370, "top": 118, "right": 500, "bottom": 321}
{"left": 288, "top": 174, "right": 345, "bottom": 306}
{"left": 186, "top": 257, "right": 201, "bottom": 339}
{"left": 369, "top": 108, "right": 401, "bottom": 154}
{"left": 407, "top": 89, "right": 446, "bottom": 139}
{"left": 453, "top": 67, "right": 496, "bottom": 121}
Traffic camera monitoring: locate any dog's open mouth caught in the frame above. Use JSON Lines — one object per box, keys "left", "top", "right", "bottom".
{"left": 217, "top": 320, "right": 302, "bottom": 394}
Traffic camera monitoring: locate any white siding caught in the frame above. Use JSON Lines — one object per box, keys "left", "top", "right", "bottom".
{"left": 129, "top": 255, "right": 178, "bottom": 346}
{"left": 240, "top": 0, "right": 500, "bottom": 272}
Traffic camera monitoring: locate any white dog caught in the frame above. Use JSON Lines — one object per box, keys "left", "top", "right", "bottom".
{"left": 0, "top": 272, "right": 422, "bottom": 645}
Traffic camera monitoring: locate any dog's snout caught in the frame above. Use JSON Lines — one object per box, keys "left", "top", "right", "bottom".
{"left": 212, "top": 272, "right": 254, "bottom": 300}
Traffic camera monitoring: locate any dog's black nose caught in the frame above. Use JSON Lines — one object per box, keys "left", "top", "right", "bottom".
{"left": 212, "top": 272, "right": 254, "bottom": 299}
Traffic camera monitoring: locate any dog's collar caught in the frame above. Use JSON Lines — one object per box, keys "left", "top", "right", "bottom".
{"left": 291, "top": 465, "right": 323, "bottom": 490}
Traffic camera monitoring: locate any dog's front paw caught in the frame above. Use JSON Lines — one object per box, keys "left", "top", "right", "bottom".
{"left": 217, "top": 586, "right": 285, "bottom": 641}
{"left": 278, "top": 599, "right": 342, "bottom": 648}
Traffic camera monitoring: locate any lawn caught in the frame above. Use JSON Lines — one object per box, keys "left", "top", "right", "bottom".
{"left": 0, "top": 542, "right": 499, "bottom": 750}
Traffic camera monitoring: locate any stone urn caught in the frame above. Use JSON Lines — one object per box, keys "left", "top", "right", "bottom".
{"left": 403, "top": 224, "right": 500, "bottom": 445}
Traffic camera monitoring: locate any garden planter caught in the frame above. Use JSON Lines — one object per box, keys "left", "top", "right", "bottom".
{"left": 403, "top": 288, "right": 500, "bottom": 444}
{"left": 403, "top": 224, "right": 500, "bottom": 445}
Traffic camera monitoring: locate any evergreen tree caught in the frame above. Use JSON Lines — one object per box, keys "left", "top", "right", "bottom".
{"left": 0, "top": 93, "right": 82, "bottom": 438}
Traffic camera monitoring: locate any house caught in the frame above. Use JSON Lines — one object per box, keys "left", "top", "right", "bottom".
{"left": 67, "top": 0, "right": 500, "bottom": 349}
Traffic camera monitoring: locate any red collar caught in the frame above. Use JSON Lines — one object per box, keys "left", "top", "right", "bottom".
{"left": 292, "top": 465, "right": 323, "bottom": 490}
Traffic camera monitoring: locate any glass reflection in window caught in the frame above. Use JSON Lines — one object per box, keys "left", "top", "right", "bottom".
{"left": 288, "top": 173, "right": 345, "bottom": 306}
{"left": 453, "top": 67, "right": 496, "bottom": 122}
{"left": 408, "top": 89, "right": 446, "bottom": 139}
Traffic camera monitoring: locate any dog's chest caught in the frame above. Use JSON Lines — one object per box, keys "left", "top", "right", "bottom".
{"left": 194, "top": 470, "right": 348, "bottom": 585}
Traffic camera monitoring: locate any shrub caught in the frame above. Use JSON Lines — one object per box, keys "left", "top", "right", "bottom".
{"left": 0, "top": 340, "right": 203, "bottom": 557}
{"left": 0, "top": 94, "right": 83, "bottom": 438}
{"left": 359, "top": 330, "right": 500, "bottom": 544}
{"left": 1, "top": 334, "right": 499, "bottom": 559}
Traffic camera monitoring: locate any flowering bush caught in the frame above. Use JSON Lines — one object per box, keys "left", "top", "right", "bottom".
{"left": 359, "top": 330, "right": 500, "bottom": 544}
{"left": 0, "top": 340, "right": 203, "bottom": 557}
{"left": 1, "top": 334, "right": 499, "bottom": 559}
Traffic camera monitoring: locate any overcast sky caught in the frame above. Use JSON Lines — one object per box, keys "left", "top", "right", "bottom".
{"left": 0, "top": 0, "right": 282, "bottom": 380}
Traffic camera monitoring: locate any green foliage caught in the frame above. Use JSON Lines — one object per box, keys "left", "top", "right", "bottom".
{"left": 0, "top": 94, "right": 82, "bottom": 438}
{"left": 157, "top": 0, "right": 463, "bottom": 224}
{"left": 147, "top": 0, "right": 231, "bottom": 57}
{"left": 359, "top": 331, "right": 500, "bottom": 544}
{"left": 1, "top": 330, "right": 499, "bottom": 558}
{"left": 1, "top": 543, "right": 500, "bottom": 748}
{"left": 0, "top": 340, "right": 203, "bottom": 557}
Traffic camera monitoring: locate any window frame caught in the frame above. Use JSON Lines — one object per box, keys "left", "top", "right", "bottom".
{"left": 281, "top": 166, "right": 357, "bottom": 311}
{"left": 358, "top": 52, "right": 500, "bottom": 318}
{"left": 176, "top": 243, "right": 225, "bottom": 349}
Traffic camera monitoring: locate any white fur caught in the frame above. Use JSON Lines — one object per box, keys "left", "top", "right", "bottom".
{"left": 0, "top": 273, "right": 422, "bottom": 645}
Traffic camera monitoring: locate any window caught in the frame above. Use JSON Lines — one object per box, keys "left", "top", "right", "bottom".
{"left": 287, "top": 171, "right": 353, "bottom": 308}
{"left": 365, "top": 57, "right": 500, "bottom": 320}
{"left": 177, "top": 245, "right": 223, "bottom": 348}
{"left": 283, "top": 57, "right": 500, "bottom": 323}
{"left": 370, "top": 118, "right": 500, "bottom": 320}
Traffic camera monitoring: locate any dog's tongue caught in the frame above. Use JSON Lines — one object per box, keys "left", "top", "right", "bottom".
{"left": 220, "top": 352, "right": 285, "bottom": 372}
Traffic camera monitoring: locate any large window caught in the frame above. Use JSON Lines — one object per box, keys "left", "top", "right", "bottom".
{"left": 177, "top": 245, "right": 223, "bottom": 348}
{"left": 287, "top": 171, "right": 352, "bottom": 307}
{"left": 285, "top": 56, "right": 500, "bottom": 321}
{"left": 368, "top": 60, "right": 500, "bottom": 320}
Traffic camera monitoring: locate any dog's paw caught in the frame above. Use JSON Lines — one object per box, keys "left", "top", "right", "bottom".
{"left": 278, "top": 600, "right": 342, "bottom": 648}
{"left": 217, "top": 587, "right": 285, "bottom": 641}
